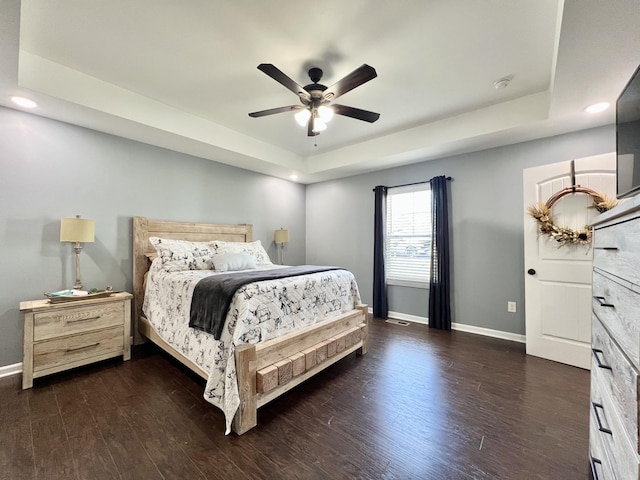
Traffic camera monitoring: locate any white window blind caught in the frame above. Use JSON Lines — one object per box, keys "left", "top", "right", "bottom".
{"left": 385, "top": 184, "right": 432, "bottom": 287}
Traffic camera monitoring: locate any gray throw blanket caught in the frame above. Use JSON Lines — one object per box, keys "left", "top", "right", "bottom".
{"left": 189, "top": 265, "right": 344, "bottom": 339}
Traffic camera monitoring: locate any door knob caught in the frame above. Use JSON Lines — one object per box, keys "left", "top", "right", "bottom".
{"left": 527, "top": 268, "right": 536, "bottom": 275}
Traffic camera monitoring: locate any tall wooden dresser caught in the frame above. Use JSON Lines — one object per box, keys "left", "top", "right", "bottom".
{"left": 590, "top": 196, "right": 640, "bottom": 479}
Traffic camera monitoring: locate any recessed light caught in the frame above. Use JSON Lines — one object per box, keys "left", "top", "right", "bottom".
{"left": 585, "top": 102, "right": 610, "bottom": 113}
{"left": 289, "top": 174, "right": 299, "bottom": 181}
{"left": 11, "top": 96, "right": 38, "bottom": 109}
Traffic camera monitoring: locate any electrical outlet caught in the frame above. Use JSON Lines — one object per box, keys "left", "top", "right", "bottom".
{"left": 507, "top": 301, "right": 517, "bottom": 313}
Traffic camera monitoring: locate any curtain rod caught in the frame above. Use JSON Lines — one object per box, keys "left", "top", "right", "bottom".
{"left": 372, "top": 177, "right": 452, "bottom": 191}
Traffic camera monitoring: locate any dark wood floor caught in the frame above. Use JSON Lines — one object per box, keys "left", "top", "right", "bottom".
{"left": 0, "top": 318, "right": 591, "bottom": 480}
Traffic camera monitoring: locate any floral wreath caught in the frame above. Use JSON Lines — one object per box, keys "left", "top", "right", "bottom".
{"left": 528, "top": 186, "right": 617, "bottom": 246}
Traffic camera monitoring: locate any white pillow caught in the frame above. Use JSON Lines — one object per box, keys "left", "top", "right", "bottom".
{"left": 212, "top": 240, "right": 272, "bottom": 266}
{"left": 149, "top": 237, "right": 215, "bottom": 272}
{"left": 212, "top": 252, "right": 257, "bottom": 272}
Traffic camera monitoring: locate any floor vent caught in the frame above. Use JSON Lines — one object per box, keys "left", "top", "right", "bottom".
{"left": 386, "top": 319, "right": 410, "bottom": 326}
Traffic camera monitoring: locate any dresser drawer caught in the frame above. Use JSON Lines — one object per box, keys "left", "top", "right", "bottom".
{"left": 594, "top": 215, "right": 640, "bottom": 287}
{"left": 592, "top": 270, "right": 640, "bottom": 368}
{"left": 592, "top": 315, "right": 640, "bottom": 454}
{"left": 34, "top": 302, "right": 124, "bottom": 341}
{"left": 591, "top": 370, "right": 640, "bottom": 480}
{"left": 590, "top": 410, "right": 617, "bottom": 480}
{"left": 33, "top": 326, "right": 124, "bottom": 373}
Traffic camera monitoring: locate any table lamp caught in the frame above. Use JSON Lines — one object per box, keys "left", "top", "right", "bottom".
{"left": 60, "top": 215, "right": 95, "bottom": 289}
{"left": 274, "top": 228, "right": 289, "bottom": 264}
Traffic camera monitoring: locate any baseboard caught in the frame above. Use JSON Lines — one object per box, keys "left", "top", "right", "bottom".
{"left": 0, "top": 362, "right": 22, "bottom": 379}
{"left": 387, "top": 310, "right": 429, "bottom": 325}
{"left": 369, "top": 307, "right": 525, "bottom": 344}
{"left": 451, "top": 322, "right": 525, "bottom": 344}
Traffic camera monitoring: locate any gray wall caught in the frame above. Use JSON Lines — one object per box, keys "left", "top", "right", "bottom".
{"left": 0, "top": 107, "right": 305, "bottom": 367}
{"left": 306, "top": 125, "right": 615, "bottom": 335}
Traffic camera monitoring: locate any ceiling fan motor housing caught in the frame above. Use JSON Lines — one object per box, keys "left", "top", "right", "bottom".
{"left": 303, "top": 67, "right": 327, "bottom": 102}
{"left": 308, "top": 67, "right": 323, "bottom": 83}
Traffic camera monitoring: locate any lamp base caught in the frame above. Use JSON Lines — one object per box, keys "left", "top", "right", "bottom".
{"left": 73, "top": 242, "right": 84, "bottom": 290}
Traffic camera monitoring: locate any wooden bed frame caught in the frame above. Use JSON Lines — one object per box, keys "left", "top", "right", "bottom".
{"left": 132, "top": 216, "right": 368, "bottom": 435}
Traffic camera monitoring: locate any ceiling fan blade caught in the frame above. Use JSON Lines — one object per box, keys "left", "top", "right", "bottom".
{"left": 323, "top": 64, "right": 377, "bottom": 101}
{"left": 257, "top": 64, "right": 311, "bottom": 101}
{"left": 248, "top": 105, "right": 304, "bottom": 118}
{"left": 332, "top": 104, "right": 380, "bottom": 123}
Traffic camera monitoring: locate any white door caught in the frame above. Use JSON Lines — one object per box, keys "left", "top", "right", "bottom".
{"left": 523, "top": 153, "right": 616, "bottom": 369}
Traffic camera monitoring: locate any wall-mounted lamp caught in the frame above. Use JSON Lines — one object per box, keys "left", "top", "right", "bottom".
{"left": 274, "top": 228, "right": 289, "bottom": 265}
{"left": 60, "top": 215, "right": 95, "bottom": 289}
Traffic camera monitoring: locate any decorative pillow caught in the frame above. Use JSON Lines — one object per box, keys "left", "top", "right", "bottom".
{"left": 212, "top": 240, "right": 273, "bottom": 266}
{"left": 211, "top": 252, "right": 257, "bottom": 272}
{"left": 149, "top": 237, "right": 215, "bottom": 272}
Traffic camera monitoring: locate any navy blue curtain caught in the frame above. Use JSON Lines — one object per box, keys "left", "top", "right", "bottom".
{"left": 373, "top": 186, "right": 388, "bottom": 319}
{"left": 429, "top": 176, "right": 451, "bottom": 330}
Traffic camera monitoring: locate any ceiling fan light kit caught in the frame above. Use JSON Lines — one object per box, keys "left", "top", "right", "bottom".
{"left": 317, "top": 105, "right": 334, "bottom": 122}
{"left": 294, "top": 108, "right": 311, "bottom": 126}
{"left": 249, "top": 63, "right": 380, "bottom": 136}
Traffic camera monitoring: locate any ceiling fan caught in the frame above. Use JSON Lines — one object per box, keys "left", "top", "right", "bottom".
{"left": 248, "top": 63, "right": 380, "bottom": 136}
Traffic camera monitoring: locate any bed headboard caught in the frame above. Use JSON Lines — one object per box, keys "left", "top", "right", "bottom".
{"left": 132, "top": 216, "right": 253, "bottom": 342}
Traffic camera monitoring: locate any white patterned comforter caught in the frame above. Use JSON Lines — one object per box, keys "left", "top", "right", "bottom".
{"left": 142, "top": 260, "right": 362, "bottom": 433}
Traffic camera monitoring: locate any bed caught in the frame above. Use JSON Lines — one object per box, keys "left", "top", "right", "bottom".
{"left": 132, "top": 216, "right": 368, "bottom": 435}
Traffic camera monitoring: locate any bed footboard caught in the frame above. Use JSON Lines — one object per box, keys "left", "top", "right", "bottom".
{"left": 233, "top": 304, "right": 368, "bottom": 435}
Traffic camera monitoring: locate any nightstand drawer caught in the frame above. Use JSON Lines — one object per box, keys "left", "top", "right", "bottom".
{"left": 34, "top": 301, "right": 123, "bottom": 341}
{"left": 33, "top": 325, "right": 124, "bottom": 373}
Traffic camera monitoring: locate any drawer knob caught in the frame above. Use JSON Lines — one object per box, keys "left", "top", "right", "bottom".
{"left": 593, "top": 296, "right": 615, "bottom": 308}
{"left": 591, "top": 348, "right": 612, "bottom": 370}
{"left": 592, "top": 402, "right": 612, "bottom": 435}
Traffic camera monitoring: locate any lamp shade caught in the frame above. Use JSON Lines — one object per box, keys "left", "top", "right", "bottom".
{"left": 274, "top": 228, "right": 289, "bottom": 244}
{"left": 60, "top": 216, "right": 95, "bottom": 243}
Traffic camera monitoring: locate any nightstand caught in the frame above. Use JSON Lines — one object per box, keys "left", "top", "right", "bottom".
{"left": 21, "top": 292, "right": 133, "bottom": 389}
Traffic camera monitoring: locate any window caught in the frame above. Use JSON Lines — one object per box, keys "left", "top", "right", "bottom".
{"left": 385, "top": 184, "right": 432, "bottom": 287}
